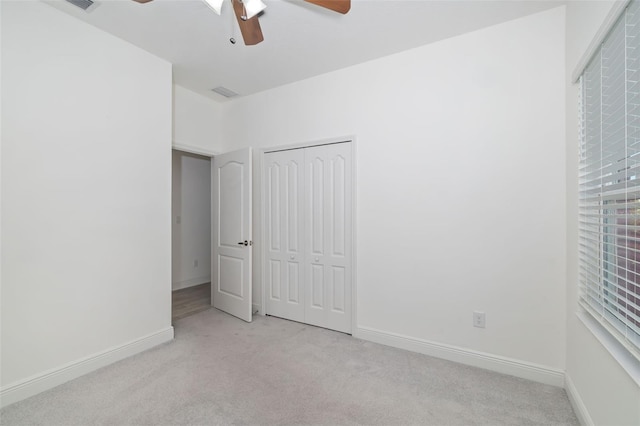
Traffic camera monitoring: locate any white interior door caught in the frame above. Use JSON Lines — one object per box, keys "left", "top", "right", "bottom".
{"left": 304, "top": 143, "right": 352, "bottom": 333}
{"left": 264, "top": 149, "right": 305, "bottom": 322}
{"left": 263, "top": 142, "right": 352, "bottom": 334}
{"left": 212, "top": 148, "right": 252, "bottom": 322}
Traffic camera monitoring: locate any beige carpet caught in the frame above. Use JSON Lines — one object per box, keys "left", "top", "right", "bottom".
{"left": 0, "top": 309, "right": 578, "bottom": 425}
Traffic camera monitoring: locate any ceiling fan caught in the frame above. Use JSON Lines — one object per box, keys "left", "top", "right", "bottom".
{"left": 131, "top": 0, "right": 351, "bottom": 46}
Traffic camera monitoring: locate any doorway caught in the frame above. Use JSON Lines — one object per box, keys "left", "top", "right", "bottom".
{"left": 171, "top": 149, "right": 212, "bottom": 322}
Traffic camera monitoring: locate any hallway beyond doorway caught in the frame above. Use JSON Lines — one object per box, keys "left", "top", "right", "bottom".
{"left": 172, "top": 283, "right": 210, "bottom": 322}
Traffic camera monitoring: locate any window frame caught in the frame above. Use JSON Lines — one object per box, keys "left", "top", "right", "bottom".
{"left": 577, "top": 0, "right": 640, "bottom": 374}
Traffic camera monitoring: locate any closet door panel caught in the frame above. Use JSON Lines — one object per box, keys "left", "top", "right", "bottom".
{"left": 330, "top": 266, "right": 346, "bottom": 313}
{"left": 304, "top": 143, "right": 352, "bottom": 333}
{"left": 286, "top": 161, "right": 301, "bottom": 254}
{"left": 309, "top": 156, "right": 325, "bottom": 256}
{"left": 287, "top": 262, "right": 300, "bottom": 303}
{"left": 269, "top": 260, "right": 281, "bottom": 300}
{"left": 326, "top": 143, "right": 352, "bottom": 332}
{"left": 264, "top": 150, "right": 304, "bottom": 322}
{"left": 310, "top": 263, "right": 325, "bottom": 308}
{"left": 331, "top": 154, "right": 346, "bottom": 258}
{"left": 268, "top": 163, "right": 281, "bottom": 252}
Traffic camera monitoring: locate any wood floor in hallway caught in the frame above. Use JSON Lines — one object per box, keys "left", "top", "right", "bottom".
{"left": 172, "top": 283, "right": 210, "bottom": 323}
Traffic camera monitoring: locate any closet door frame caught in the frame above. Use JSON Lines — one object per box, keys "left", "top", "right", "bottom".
{"left": 258, "top": 136, "right": 357, "bottom": 334}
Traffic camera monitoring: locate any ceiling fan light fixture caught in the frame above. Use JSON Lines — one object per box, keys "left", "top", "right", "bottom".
{"left": 241, "top": 0, "right": 266, "bottom": 20}
{"left": 203, "top": 0, "right": 224, "bottom": 15}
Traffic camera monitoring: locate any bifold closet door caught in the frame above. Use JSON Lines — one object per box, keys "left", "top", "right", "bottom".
{"left": 304, "top": 143, "right": 352, "bottom": 334}
{"left": 264, "top": 142, "right": 352, "bottom": 334}
{"left": 264, "top": 149, "right": 305, "bottom": 322}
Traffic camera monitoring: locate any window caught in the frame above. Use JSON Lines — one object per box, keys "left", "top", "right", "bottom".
{"left": 579, "top": 0, "right": 640, "bottom": 360}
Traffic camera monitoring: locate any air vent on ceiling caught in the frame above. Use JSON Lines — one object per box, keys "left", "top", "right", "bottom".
{"left": 212, "top": 87, "right": 239, "bottom": 98}
{"left": 65, "top": 0, "right": 94, "bottom": 11}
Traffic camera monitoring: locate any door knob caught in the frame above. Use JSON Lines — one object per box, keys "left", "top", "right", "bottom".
{"left": 237, "top": 240, "right": 248, "bottom": 246}
{"left": 290, "top": 255, "right": 295, "bottom": 260}
{"left": 315, "top": 257, "right": 319, "bottom": 262}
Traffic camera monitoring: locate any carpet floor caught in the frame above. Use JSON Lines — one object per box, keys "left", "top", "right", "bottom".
{"left": 0, "top": 309, "right": 578, "bottom": 425}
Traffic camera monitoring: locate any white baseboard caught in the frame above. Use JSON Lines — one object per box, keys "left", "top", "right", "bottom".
{"left": 172, "top": 276, "right": 210, "bottom": 291}
{"left": 354, "top": 326, "right": 565, "bottom": 387}
{"left": 565, "top": 373, "right": 593, "bottom": 426}
{"left": 0, "top": 327, "right": 174, "bottom": 408}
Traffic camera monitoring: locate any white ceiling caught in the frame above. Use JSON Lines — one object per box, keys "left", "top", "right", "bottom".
{"left": 46, "top": 0, "right": 565, "bottom": 102}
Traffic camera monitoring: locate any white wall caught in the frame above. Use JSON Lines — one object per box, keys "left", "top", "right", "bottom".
{"left": 1, "top": 0, "right": 173, "bottom": 403}
{"left": 565, "top": 2, "right": 640, "bottom": 425}
{"left": 172, "top": 150, "right": 211, "bottom": 290}
{"left": 217, "top": 7, "right": 567, "bottom": 373}
{"left": 173, "top": 84, "right": 222, "bottom": 155}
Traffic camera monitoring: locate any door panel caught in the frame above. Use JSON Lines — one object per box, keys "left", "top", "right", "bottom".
{"left": 310, "top": 157, "right": 325, "bottom": 255}
{"left": 331, "top": 266, "right": 346, "bottom": 312}
{"left": 268, "top": 163, "right": 280, "bottom": 252}
{"left": 304, "top": 143, "right": 352, "bottom": 333}
{"left": 287, "top": 161, "right": 300, "bottom": 253}
{"left": 331, "top": 154, "right": 346, "bottom": 257}
{"left": 288, "top": 262, "right": 300, "bottom": 302}
{"left": 264, "top": 149, "right": 305, "bottom": 322}
{"left": 219, "top": 162, "right": 244, "bottom": 246}
{"left": 269, "top": 260, "right": 281, "bottom": 300}
{"left": 212, "top": 148, "right": 252, "bottom": 322}
{"left": 310, "top": 263, "right": 324, "bottom": 308}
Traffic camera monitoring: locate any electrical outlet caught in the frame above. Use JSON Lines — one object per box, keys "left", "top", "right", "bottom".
{"left": 473, "top": 311, "right": 486, "bottom": 328}
{"left": 193, "top": 260, "right": 198, "bottom": 268}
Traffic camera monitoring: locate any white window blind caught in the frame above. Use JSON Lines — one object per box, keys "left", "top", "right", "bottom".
{"left": 579, "top": 0, "right": 640, "bottom": 360}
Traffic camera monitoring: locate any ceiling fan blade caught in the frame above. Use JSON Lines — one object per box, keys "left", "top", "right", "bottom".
{"left": 131, "top": 0, "right": 154, "bottom": 3}
{"left": 304, "top": 0, "right": 350, "bottom": 14}
{"left": 232, "top": 0, "right": 264, "bottom": 45}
